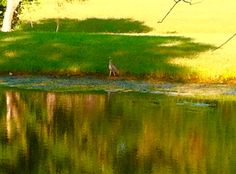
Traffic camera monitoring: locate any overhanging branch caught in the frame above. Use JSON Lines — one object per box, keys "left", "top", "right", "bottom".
{"left": 158, "top": 0, "right": 203, "bottom": 23}
{"left": 158, "top": 0, "right": 180, "bottom": 23}
{"left": 213, "top": 33, "right": 236, "bottom": 51}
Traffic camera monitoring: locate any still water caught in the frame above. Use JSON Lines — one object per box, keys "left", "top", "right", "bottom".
{"left": 0, "top": 89, "right": 236, "bottom": 174}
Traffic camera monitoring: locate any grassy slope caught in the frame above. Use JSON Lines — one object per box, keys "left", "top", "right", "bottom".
{"left": 0, "top": 32, "right": 213, "bottom": 81}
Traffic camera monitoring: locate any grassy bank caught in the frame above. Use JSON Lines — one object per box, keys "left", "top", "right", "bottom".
{"left": 0, "top": 31, "right": 214, "bottom": 81}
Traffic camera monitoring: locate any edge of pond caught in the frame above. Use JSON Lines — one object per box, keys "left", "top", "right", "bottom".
{"left": 1, "top": 76, "right": 236, "bottom": 100}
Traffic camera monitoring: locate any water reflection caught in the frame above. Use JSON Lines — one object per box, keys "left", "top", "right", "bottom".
{"left": 0, "top": 89, "right": 236, "bottom": 173}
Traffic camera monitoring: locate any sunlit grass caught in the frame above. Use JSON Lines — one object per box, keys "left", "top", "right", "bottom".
{"left": 0, "top": 32, "right": 213, "bottom": 81}
{"left": 170, "top": 49, "right": 236, "bottom": 82}
{"left": 11, "top": 0, "right": 235, "bottom": 83}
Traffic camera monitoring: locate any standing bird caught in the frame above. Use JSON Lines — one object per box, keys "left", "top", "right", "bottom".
{"left": 108, "top": 59, "right": 119, "bottom": 77}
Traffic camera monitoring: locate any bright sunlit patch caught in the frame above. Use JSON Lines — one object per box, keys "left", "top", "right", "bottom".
{"left": 1, "top": 36, "right": 30, "bottom": 42}
{"left": 169, "top": 49, "right": 236, "bottom": 81}
{"left": 159, "top": 41, "right": 183, "bottom": 47}
{"left": 4, "top": 51, "right": 17, "bottom": 58}
{"left": 68, "top": 66, "right": 81, "bottom": 73}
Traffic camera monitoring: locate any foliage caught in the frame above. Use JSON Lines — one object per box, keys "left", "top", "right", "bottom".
{"left": 0, "top": 0, "right": 7, "bottom": 6}
{"left": 0, "top": 0, "right": 86, "bottom": 30}
{"left": 0, "top": 0, "right": 33, "bottom": 29}
{"left": 19, "top": 0, "right": 87, "bottom": 22}
{"left": 0, "top": 4, "right": 5, "bottom": 26}
{"left": 0, "top": 0, "right": 6, "bottom": 25}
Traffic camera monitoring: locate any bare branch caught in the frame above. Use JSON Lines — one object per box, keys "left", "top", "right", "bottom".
{"left": 183, "top": 0, "right": 204, "bottom": 5}
{"left": 158, "top": 0, "right": 180, "bottom": 23}
{"left": 158, "top": 0, "right": 203, "bottom": 23}
{"left": 213, "top": 33, "right": 236, "bottom": 51}
{"left": 183, "top": 0, "right": 192, "bottom": 5}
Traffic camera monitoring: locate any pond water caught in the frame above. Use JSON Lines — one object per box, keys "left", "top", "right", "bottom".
{"left": 0, "top": 89, "right": 236, "bottom": 174}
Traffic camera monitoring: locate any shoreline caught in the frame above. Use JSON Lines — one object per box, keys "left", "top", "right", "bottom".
{"left": 1, "top": 75, "right": 236, "bottom": 98}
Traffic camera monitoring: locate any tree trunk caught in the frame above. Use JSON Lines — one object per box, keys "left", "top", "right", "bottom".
{"left": 1, "top": 0, "right": 21, "bottom": 32}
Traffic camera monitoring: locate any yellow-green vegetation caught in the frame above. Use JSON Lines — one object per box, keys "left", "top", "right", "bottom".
{"left": 0, "top": 31, "right": 214, "bottom": 81}
{"left": 18, "top": 18, "right": 152, "bottom": 33}
{"left": 170, "top": 49, "right": 236, "bottom": 82}
{"left": 2, "top": 0, "right": 235, "bottom": 83}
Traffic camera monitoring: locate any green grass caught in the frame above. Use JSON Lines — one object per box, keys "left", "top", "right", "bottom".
{"left": 17, "top": 18, "right": 152, "bottom": 33}
{"left": 0, "top": 32, "right": 213, "bottom": 81}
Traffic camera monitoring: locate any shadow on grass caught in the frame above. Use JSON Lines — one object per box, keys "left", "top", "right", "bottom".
{"left": 18, "top": 18, "right": 152, "bottom": 33}
{"left": 0, "top": 32, "right": 215, "bottom": 82}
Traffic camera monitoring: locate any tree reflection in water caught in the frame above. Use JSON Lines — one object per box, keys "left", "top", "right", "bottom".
{"left": 0, "top": 90, "right": 236, "bottom": 173}
{"left": 6, "top": 91, "right": 21, "bottom": 140}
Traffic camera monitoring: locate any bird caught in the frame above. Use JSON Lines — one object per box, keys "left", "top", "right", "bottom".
{"left": 108, "top": 59, "right": 119, "bottom": 77}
